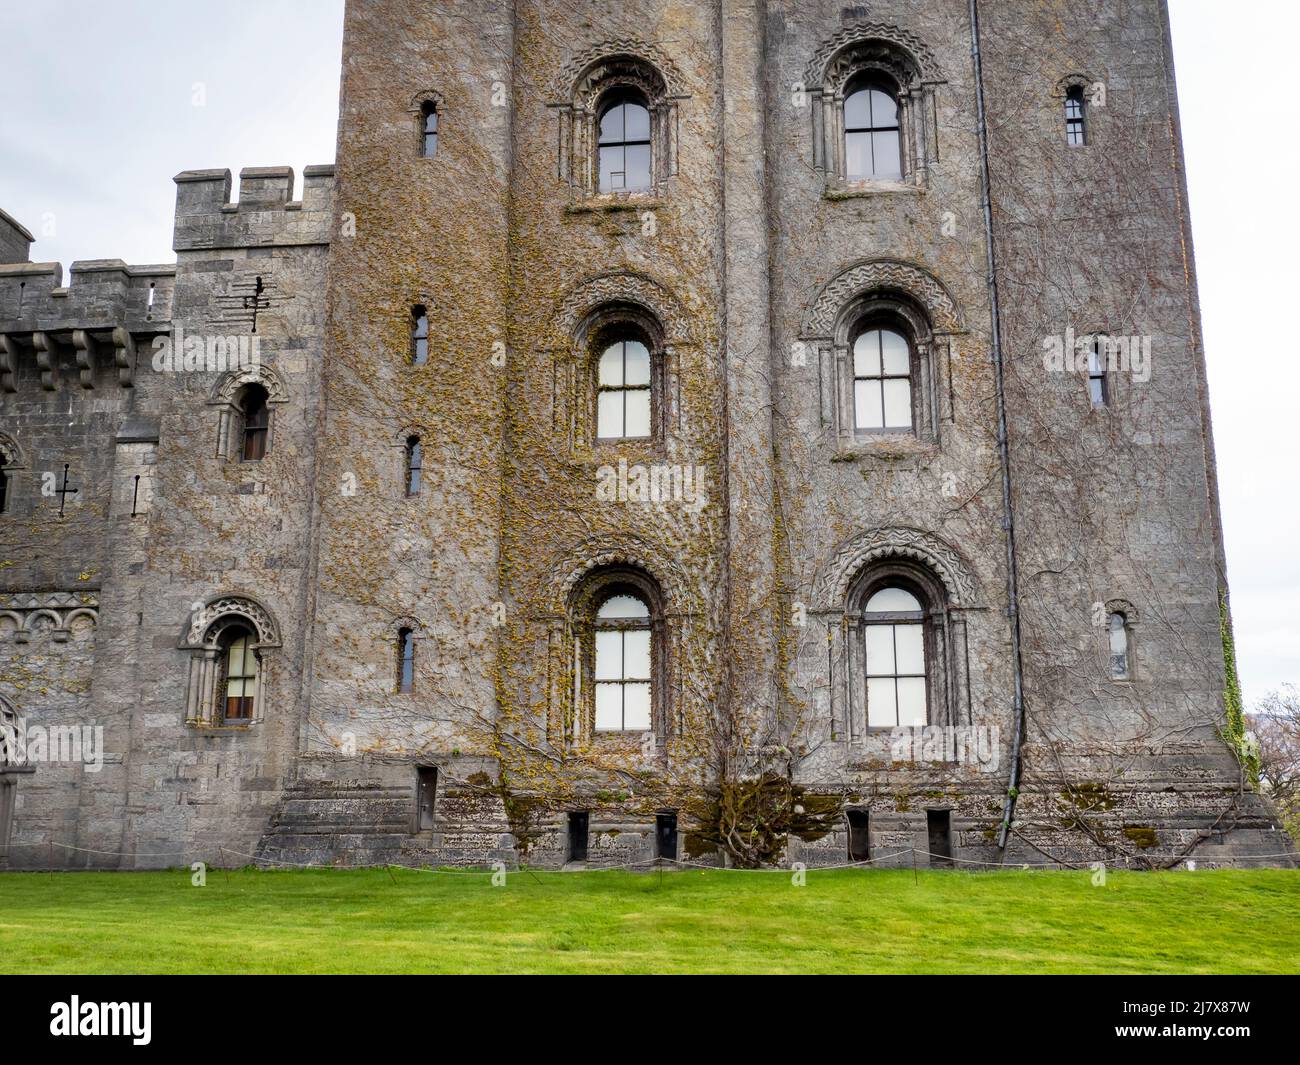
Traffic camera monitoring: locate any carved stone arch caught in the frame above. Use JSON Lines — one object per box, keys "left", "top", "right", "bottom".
{"left": 0, "top": 692, "right": 22, "bottom": 766}
{"left": 409, "top": 88, "right": 445, "bottom": 114}
{"left": 180, "top": 593, "right": 282, "bottom": 650}
{"left": 803, "top": 259, "right": 963, "bottom": 340}
{"left": 0, "top": 432, "right": 27, "bottom": 469}
{"left": 209, "top": 362, "right": 288, "bottom": 407}
{"left": 1054, "top": 72, "right": 1100, "bottom": 100}
{"left": 816, "top": 526, "right": 978, "bottom": 611}
{"left": 1104, "top": 598, "right": 1140, "bottom": 625}
{"left": 805, "top": 22, "right": 943, "bottom": 91}
{"left": 552, "top": 39, "right": 688, "bottom": 199}
{"left": 556, "top": 271, "right": 691, "bottom": 348}
{"left": 544, "top": 534, "right": 691, "bottom": 618}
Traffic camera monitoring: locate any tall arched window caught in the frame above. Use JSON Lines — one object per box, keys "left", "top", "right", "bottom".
{"left": 598, "top": 94, "right": 651, "bottom": 193}
{"left": 240, "top": 385, "right": 269, "bottom": 461}
{"left": 397, "top": 627, "right": 416, "bottom": 693}
{"left": 411, "top": 305, "right": 429, "bottom": 366}
{"left": 853, "top": 325, "right": 913, "bottom": 432}
{"left": 593, "top": 593, "right": 652, "bottom": 732}
{"left": 596, "top": 335, "right": 652, "bottom": 439}
{"left": 1065, "top": 86, "right": 1087, "bottom": 146}
{"left": 218, "top": 626, "right": 259, "bottom": 723}
{"left": 1108, "top": 612, "right": 1131, "bottom": 680}
{"left": 404, "top": 436, "right": 423, "bottom": 497}
{"left": 421, "top": 102, "right": 438, "bottom": 158}
{"left": 864, "top": 586, "right": 928, "bottom": 727}
{"left": 845, "top": 79, "right": 902, "bottom": 182}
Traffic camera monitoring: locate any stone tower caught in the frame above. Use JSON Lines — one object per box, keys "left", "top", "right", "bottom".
{"left": 0, "top": 1, "right": 1290, "bottom": 871}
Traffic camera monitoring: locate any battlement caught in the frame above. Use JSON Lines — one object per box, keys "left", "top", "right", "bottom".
{"left": 173, "top": 165, "right": 335, "bottom": 252}
{"left": 0, "top": 208, "right": 34, "bottom": 264}
{"left": 0, "top": 260, "right": 174, "bottom": 393}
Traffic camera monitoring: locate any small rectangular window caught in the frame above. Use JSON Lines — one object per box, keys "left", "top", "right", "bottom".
{"left": 415, "top": 767, "right": 437, "bottom": 831}
{"left": 398, "top": 628, "right": 416, "bottom": 693}
{"left": 1065, "top": 89, "right": 1087, "bottom": 147}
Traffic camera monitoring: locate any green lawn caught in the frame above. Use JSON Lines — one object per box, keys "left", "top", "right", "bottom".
{"left": 1, "top": 867, "right": 1296, "bottom": 974}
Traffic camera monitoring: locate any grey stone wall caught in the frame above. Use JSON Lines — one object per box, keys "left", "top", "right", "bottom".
{"left": 0, "top": 0, "right": 1291, "bottom": 872}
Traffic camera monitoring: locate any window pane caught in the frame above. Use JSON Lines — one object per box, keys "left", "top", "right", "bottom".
{"left": 846, "top": 131, "right": 871, "bottom": 181}
{"left": 623, "top": 683, "right": 651, "bottom": 730}
{"left": 894, "top": 623, "right": 926, "bottom": 675}
{"left": 853, "top": 331, "right": 881, "bottom": 377}
{"left": 597, "top": 390, "right": 624, "bottom": 437}
{"left": 864, "top": 626, "right": 896, "bottom": 677}
{"left": 594, "top": 631, "right": 623, "bottom": 680}
{"left": 598, "top": 345, "right": 624, "bottom": 386}
{"left": 866, "top": 587, "right": 922, "bottom": 613}
{"left": 867, "top": 678, "right": 897, "bottom": 728}
{"left": 871, "top": 130, "right": 902, "bottom": 179}
{"left": 896, "top": 677, "right": 927, "bottom": 727}
{"left": 622, "top": 629, "right": 651, "bottom": 680}
{"left": 599, "top": 145, "right": 623, "bottom": 191}
{"left": 882, "top": 378, "right": 913, "bottom": 428}
{"left": 880, "top": 330, "right": 909, "bottom": 375}
{"left": 1089, "top": 377, "right": 1106, "bottom": 406}
{"left": 624, "top": 144, "right": 651, "bottom": 191}
{"left": 855, "top": 380, "right": 883, "bottom": 430}
{"left": 624, "top": 389, "right": 651, "bottom": 438}
{"left": 1108, "top": 615, "right": 1128, "bottom": 655}
{"left": 624, "top": 103, "right": 650, "bottom": 141}
{"left": 623, "top": 341, "right": 650, "bottom": 385}
{"left": 597, "top": 594, "right": 650, "bottom": 620}
{"left": 595, "top": 683, "right": 623, "bottom": 730}
{"left": 844, "top": 90, "right": 871, "bottom": 129}
{"left": 868, "top": 89, "right": 899, "bottom": 128}
{"left": 599, "top": 103, "right": 625, "bottom": 143}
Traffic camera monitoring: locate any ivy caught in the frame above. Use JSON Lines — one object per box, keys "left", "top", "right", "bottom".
{"left": 1220, "top": 591, "right": 1260, "bottom": 785}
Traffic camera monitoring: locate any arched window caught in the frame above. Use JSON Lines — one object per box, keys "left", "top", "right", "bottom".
{"left": 853, "top": 325, "right": 913, "bottom": 432}
{"left": 864, "top": 585, "right": 928, "bottom": 727}
{"left": 1108, "top": 612, "right": 1131, "bottom": 680}
{"left": 397, "top": 627, "right": 416, "bottom": 693}
{"left": 596, "top": 335, "right": 652, "bottom": 439}
{"left": 218, "top": 626, "right": 259, "bottom": 723}
{"left": 404, "top": 436, "right": 423, "bottom": 497}
{"left": 845, "top": 79, "right": 902, "bottom": 182}
{"left": 1088, "top": 336, "right": 1110, "bottom": 407}
{"left": 1065, "top": 86, "right": 1087, "bottom": 147}
{"left": 593, "top": 593, "right": 652, "bottom": 732}
{"left": 240, "top": 385, "right": 269, "bottom": 462}
{"left": 598, "top": 94, "right": 652, "bottom": 193}
{"left": 421, "top": 102, "right": 438, "bottom": 158}
{"left": 411, "top": 305, "right": 429, "bottom": 366}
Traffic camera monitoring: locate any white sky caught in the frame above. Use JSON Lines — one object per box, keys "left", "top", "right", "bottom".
{"left": 0, "top": 1, "right": 1294, "bottom": 705}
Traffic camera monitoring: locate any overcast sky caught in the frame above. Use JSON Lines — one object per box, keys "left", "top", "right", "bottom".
{"left": 0, "top": 1, "right": 1294, "bottom": 705}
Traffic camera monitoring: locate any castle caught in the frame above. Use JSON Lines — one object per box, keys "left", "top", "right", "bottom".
{"left": 0, "top": 0, "right": 1291, "bottom": 871}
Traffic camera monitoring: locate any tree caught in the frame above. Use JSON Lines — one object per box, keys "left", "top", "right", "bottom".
{"left": 1250, "top": 685, "right": 1300, "bottom": 845}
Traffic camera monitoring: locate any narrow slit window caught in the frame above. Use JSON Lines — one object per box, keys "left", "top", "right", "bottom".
{"left": 1108, "top": 612, "right": 1131, "bottom": 680}
{"left": 411, "top": 306, "right": 429, "bottom": 366}
{"left": 398, "top": 627, "right": 416, "bottom": 693}
{"left": 1088, "top": 336, "right": 1110, "bottom": 407}
{"left": 421, "top": 103, "right": 438, "bottom": 158}
{"left": 1066, "top": 87, "right": 1087, "bottom": 147}
{"left": 405, "top": 436, "right": 423, "bottom": 498}
{"left": 240, "top": 385, "right": 270, "bottom": 462}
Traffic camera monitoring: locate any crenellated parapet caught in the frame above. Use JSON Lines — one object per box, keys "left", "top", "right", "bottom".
{"left": 173, "top": 165, "right": 335, "bottom": 252}
{"left": 0, "top": 259, "right": 174, "bottom": 393}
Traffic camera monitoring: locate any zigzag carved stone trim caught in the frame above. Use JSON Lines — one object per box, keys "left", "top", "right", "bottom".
{"left": 815, "top": 527, "right": 978, "bottom": 608}
{"left": 805, "top": 22, "right": 943, "bottom": 87}
{"left": 545, "top": 533, "right": 692, "bottom": 617}
{"left": 554, "top": 271, "right": 693, "bottom": 347}
{"left": 803, "top": 258, "right": 963, "bottom": 338}
{"left": 555, "top": 37, "right": 687, "bottom": 102}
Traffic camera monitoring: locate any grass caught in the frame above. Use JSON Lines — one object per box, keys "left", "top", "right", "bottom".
{"left": 1, "top": 866, "right": 1296, "bottom": 974}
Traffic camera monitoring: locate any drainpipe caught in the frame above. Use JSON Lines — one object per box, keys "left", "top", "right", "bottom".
{"left": 968, "top": 0, "right": 1027, "bottom": 852}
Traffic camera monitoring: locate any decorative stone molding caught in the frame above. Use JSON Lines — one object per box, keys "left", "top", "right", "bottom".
{"left": 815, "top": 527, "right": 978, "bottom": 610}
{"left": 179, "top": 593, "right": 282, "bottom": 651}
{"left": 208, "top": 362, "right": 288, "bottom": 460}
{"left": 0, "top": 695, "right": 24, "bottom": 767}
{"left": 0, "top": 592, "right": 99, "bottom": 645}
{"left": 553, "top": 270, "right": 692, "bottom": 349}
{"left": 0, "top": 431, "right": 26, "bottom": 468}
{"left": 804, "top": 23, "right": 945, "bottom": 193}
{"left": 551, "top": 39, "right": 688, "bottom": 200}
{"left": 803, "top": 258, "right": 963, "bottom": 339}
{"left": 543, "top": 534, "right": 692, "bottom": 618}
